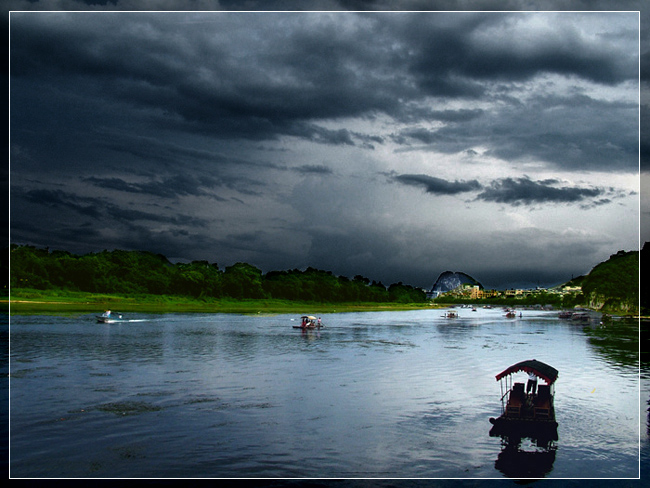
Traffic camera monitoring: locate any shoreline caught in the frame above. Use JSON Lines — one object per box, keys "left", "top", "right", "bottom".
{"left": 3, "top": 292, "right": 438, "bottom": 315}
{"left": 3, "top": 289, "right": 640, "bottom": 317}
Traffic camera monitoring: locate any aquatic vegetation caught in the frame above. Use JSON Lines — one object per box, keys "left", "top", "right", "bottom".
{"left": 95, "top": 401, "right": 163, "bottom": 416}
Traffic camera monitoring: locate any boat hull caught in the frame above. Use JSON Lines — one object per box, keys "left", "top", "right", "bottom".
{"left": 489, "top": 415, "right": 558, "bottom": 442}
{"left": 96, "top": 316, "right": 126, "bottom": 324}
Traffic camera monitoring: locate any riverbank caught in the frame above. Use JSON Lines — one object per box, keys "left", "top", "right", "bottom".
{"left": 4, "top": 288, "right": 437, "bottom": 315}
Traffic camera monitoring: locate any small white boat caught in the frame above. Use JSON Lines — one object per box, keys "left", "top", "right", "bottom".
{"left": 96, "top": 311, "right": 126, "bottom": 323}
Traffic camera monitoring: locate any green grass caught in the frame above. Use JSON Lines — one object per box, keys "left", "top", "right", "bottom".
{"left": 5, "top": 288, "right": 438, "bottom": 315}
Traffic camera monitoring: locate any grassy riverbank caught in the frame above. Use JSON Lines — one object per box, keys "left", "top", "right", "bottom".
{"left": 5, "top": 288, "right": 438, "bottom": 315}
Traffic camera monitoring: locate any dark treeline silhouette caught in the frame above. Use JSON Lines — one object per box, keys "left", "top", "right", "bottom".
{"left": 7, "top": 245, "right": 426, "bottom": 303}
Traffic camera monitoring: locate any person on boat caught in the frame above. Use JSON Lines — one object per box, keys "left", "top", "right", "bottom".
{"left": 317, "top": 317, "right": 322, "bottom": 326}
{"left": 526, "top": 371, "right": 538, "bottom": 396}
{"left": 103, "top": 310, "right": 111, "bottom": 317}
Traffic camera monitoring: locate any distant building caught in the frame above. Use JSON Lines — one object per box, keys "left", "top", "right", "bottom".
{"left": 562, "top": 286, "right": 582, "bottom": 293}
{"left": 469, "top": 285, "right": 482, "bottom": 299}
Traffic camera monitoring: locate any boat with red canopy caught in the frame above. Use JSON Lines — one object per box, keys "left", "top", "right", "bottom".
{"left": 293, "top": 315, "right": 323, "bottom": 329}
{"left": 489, "top": 359, "right": 558, "bottom": 440}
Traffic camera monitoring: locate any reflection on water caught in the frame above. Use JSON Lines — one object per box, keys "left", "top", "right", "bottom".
{"left": 8, "top": 309, "right": 643, "bottom": 479}
{"left": 584, "top": 317, "right": 639, "bottom": 370}
{"left": 494, "top": 436, "right": 557, "bottom": 479}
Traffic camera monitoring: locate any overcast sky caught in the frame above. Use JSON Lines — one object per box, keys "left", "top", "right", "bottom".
{"left": 8, "top": 2, "right": 643, "bottom": 290}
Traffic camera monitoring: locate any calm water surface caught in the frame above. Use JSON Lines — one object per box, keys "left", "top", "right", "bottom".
{"left": 8, "top": 308, "right": 645, "bottom": 479}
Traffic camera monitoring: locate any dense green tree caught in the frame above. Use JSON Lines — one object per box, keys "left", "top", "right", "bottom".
{"left": 0, "top": 247, "right": 8, "bottom": 294}
{"left": 175, "top": 261, "right": 221, "bottom": 297}
{"left": 10, "top": 245, "right": 51, "bottom": 289}
{"left": 223, "top": 262, "right": 265, "bottom": 299}
{"left": 388, "top": 282, "right": 426, "bottom": 303}
{"left": 8, "top": 244, "right": 429, "bottom": 304}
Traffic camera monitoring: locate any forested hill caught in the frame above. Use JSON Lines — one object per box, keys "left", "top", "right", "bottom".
{"left": 576, "top": 249, "right": 640, "bottom": 314}
{"left": 7, "top": 245, "right": 426, "bottom": 304}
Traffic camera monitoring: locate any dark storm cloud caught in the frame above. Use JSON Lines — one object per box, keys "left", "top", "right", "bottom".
{"left": 335, "top": 0, "right": 644, "bottom": 14}
{"left": 292, "top": 165, "right": 333, "bottom": 175}
{"left": 83, "top": 175, "right": 229, "bottom": 200}
{"left": 391, "top": 174, "right": 481, "bottom": 195}
{"left": 392, "top": 94, "right": 638, "bottom": 171}
{"left": 390, "top": 128, "right": 443, "bottom": 146}
{"left": 14, "top": 186, "right": 210, "bottom": 227}
{"left": 104, "top": 205, "right": 209, "bottom": 227}
{"left": 476, "top": 176, "right": 603, "bottom": 206}
{"left": 10, "top": 12, "right": 400, "bottom": 142}
{"left": 7, "top": 7, "right": 640, "bottom": 288}
{"left": 391, "top": 12, "right": 636, "bottom": 102}
{"left": 288, "top": 124, "right": 356, "bottom": 146}
{"left": 482, "top": 95, "right": 639, "bottom": 171}
{"left": 9, "top": 11, "right": 637, "bottom": 153}
{"left": 20, "top": 188, "right": 103, "bottom": 218}
{"left": 391, "top": 173, "right": 616, "bottom": 208}
{"left": 641, "top": 102, "right": 650, "bottom": 172}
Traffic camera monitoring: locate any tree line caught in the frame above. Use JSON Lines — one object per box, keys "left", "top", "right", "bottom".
{"left": 8, "top": 245, "right": 427, "bottom": 303}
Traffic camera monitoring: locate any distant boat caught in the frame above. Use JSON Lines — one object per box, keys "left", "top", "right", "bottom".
{"left": 96, "top": 311, "right": 126, "bottom": 323}
{"left": 558, "top": 311, "right": 573, "bottom": 319}
{"left": 443, "top": 310, "right": 459, "bottom": 318}
{"left": 505, "top": 311, "right": 516, "bottom": 318}
{"left": 294, "top": 315, "right": 323, "bottom": 329}
{"left": 571, "top": 312, "right": 590, "bottom": 323}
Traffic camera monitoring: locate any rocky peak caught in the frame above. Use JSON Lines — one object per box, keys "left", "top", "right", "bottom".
{"left": 429, "top": 271, "right": 482, "bottom": 295}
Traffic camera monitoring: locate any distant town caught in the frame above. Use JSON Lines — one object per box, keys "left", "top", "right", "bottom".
{"left": 427, "top": 283, "right": 582, "bottom": 301}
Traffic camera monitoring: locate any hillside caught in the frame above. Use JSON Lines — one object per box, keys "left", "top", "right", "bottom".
{"left": 579, "top": 249, "right": 639, "bottom": 314}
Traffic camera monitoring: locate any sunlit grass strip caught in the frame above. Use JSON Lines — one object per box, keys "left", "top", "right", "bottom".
{"left": 6, "top": 288, "right": 439, "bottom": 315}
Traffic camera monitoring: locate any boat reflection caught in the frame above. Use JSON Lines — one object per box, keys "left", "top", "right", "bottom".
{"left": 494, "top": 434, "right": 557, "bottom": 479}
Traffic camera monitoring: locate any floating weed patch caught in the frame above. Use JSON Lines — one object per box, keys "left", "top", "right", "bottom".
{"left": 239, "top": 402, "right": 273, "bottom": 409}
{"left": 186, "top": 396, "right": 219, "bottom": 405}
{"left": 96, "top": 401, "right": 162, "bottom": 416}
{"left": 93, "top": 386, "right": 117, "bottom": 392}
{"left": 9, "top": 369, "right": 31, "bottom": 379}
{"left": 10, "top": 365, "right": 58, "bottom": 378}
{"left": 113, "top": 445, "right": 147, "bottom": 460}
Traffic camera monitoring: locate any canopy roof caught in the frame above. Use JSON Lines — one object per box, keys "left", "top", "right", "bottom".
{"left": 495, "top": 359, "right": 558, "bottom": 385}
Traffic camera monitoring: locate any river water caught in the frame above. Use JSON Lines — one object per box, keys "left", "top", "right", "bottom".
{"left": 7, "top": 308, "right": 647, "bottom": 480}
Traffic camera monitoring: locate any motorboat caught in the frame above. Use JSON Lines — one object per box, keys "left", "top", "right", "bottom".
{"left": 96, "top": 311, "right": 126, "bottom": 323}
